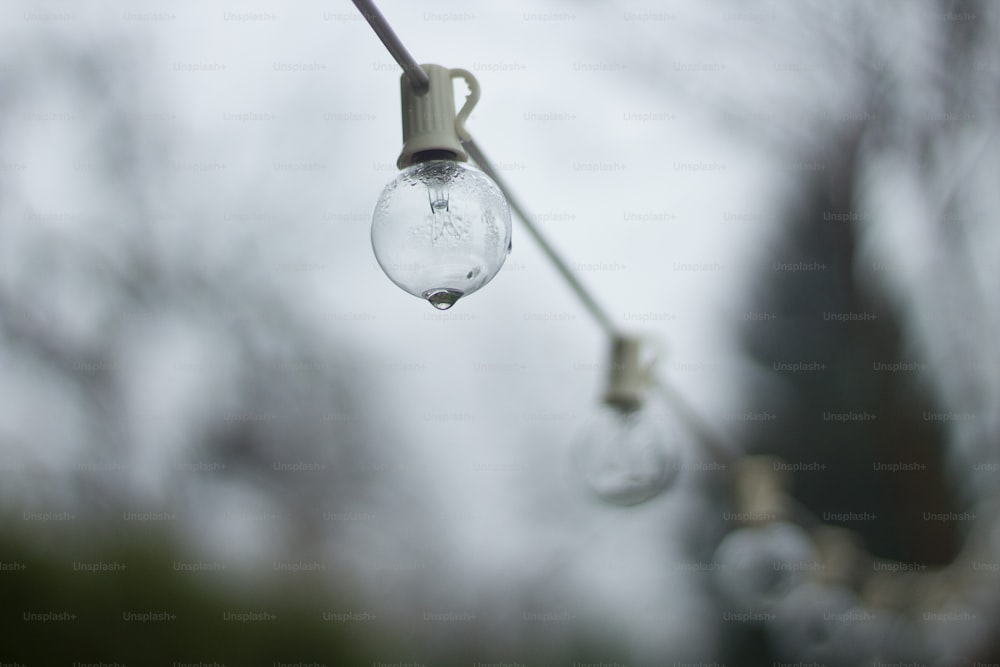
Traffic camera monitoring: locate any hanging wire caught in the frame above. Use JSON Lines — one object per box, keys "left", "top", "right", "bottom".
{"left": 349, "top": 0, "right": 736, "bottom": 457}
{"left": 351, "top": 0, "right": 429, "bottom": 93}
{"left": 347, "top": 4, "right": 1000, "bottom": 661}
{"left": 463, "top": 138, "right": 621, "bottom": 339}
{"left": 349, "top": 0, "right": 743, "bottom": 458}
{"left": 649, "top": 374, "right": 737, "bottom": 466}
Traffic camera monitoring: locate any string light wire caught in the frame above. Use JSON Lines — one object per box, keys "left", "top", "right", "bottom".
{"left": 350, "top": 0, "right": 741, "bottom": 462}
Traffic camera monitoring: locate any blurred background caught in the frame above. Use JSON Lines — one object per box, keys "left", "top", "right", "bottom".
{"left": 1, "top": 0, "right": 999, "bottom": 664}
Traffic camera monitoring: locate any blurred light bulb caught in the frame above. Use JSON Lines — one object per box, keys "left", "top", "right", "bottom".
{"left": 573, "top": 401, "right": 679, "bottom": 506}
{"left": 769, "top": 581, "right": 859, "bottom": 663}
{"left": 572, "top": 335, "right": 681, "bottom": 506}
{"left": 372, "top": 159, "right": 511, "bottom": 310}
{"left": 713, "top": 521, "right": 816, "bottom": 609}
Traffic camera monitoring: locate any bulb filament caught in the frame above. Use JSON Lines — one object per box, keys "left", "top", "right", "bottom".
{"left": 428, "top": 187, "right": 461, "bottom": 242}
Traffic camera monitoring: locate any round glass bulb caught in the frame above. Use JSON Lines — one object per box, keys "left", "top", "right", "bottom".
{"left": 713, "top": 522, "right": 816, "bottom": 610}
{"left": 769, "top": 581, "right": 859, "bottom": 662}
{"left": 572, "top": 402, "right": 679, "bottom": 506}
{"left": 371, "top": 159, "right": 512, "bottom": 310}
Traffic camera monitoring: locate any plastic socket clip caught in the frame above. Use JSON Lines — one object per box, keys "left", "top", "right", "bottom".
{"left": 397, "top": 64, "right": 479, "bottom": 168}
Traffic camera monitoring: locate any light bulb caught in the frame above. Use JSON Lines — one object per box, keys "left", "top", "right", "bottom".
{"left": 572, "top": 335, "right": 680, "bottom": 506}
{"left": 372, "top": 159, "right": 511, "bottom": 310}
{"left": 769, "top": 581, "right": 859, "bottom": 662}
{"left": 713, "top": 521, "right": 816, "bottom": 609}
{"left": 371, "top": 64, "right": 512, "bottom": 309}
{"left": 573, "top": 401, "right": 679, "bottom": 507}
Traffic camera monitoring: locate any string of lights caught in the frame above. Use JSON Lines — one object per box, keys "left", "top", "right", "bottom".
{"left": 352, "top": 0, "right": 727, "bottom": 508}
{"left": 348, "top": 1, "right": 1000, "bottom": 663}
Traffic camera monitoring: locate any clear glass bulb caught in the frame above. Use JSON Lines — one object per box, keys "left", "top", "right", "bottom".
{"left": 573, "top": 402, "right": 679, "bottom": 506}
{"left": 371, "top": 159, "right": 512, "bottom": 310}
{"left": 770, "top": 582, "right": 863, "bottom": 664}
{"left": 713, "top": 522, "right": 816, "bottom": 610}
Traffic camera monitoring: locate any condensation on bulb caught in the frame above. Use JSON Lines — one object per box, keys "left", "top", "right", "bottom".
{"left": 573, "top": 403, "right": 679, "bottom": 507}
{"left": 371, "top": 160, "right": 512, "bottom": 310}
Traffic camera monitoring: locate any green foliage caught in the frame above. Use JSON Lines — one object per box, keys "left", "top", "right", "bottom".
{"left": 0, "top": 523, "right": 375, "bottom": 666}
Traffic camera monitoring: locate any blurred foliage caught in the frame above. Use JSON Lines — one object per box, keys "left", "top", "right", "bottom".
{"left": 0, "top": 520, "right": 378, "bottom": 665}
{"left": 0, "top": 519, "right": 630, "bottom": 666}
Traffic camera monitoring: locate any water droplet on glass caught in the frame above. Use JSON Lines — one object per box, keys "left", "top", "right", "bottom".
{"left": 424, "top": 288, "right": 462, "bottom": 310}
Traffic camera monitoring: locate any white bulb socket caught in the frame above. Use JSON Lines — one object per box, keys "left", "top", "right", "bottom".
{"left": 732, "top": 455, "right": 790, "bottom": 523}
{"left": 603, "top": 335, "right": 650, "bottom": 412}
{"left": 397, "top": 64, "right": 479, "bottom": 168}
